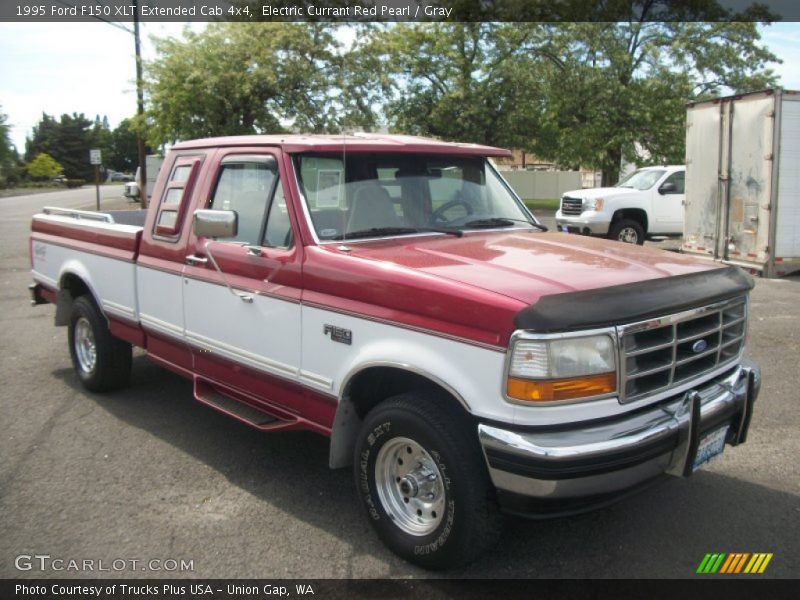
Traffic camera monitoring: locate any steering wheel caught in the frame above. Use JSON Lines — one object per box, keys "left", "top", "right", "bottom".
{"left": 431, "top": 200, "right": 474, "bottom": 224}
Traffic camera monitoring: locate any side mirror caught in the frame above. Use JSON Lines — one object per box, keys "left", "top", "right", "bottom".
{"left": 193, "top": 209, "right": 237, "bottom": 238}
{"left": 659, "top": 182, "right": 677, "bottom": 194}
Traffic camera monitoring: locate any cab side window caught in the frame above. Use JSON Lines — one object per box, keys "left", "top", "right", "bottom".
{"left": 210, "top": 159, "right": 276, "bottom": 245}
{"left": 263, "top": 182, "right": 293, "bottom": 249}
{"left": 209, "top": 155, "right": 292, "bottom": 249}
{"left": 661, "top": 171, "right": 685, "bottom": 194}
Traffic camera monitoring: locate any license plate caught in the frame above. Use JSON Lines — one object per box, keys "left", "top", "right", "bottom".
{"left": 692, "top": 426, "right": 728, "bottom": 472}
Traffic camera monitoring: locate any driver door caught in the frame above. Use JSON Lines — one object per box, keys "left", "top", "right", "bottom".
{"left": 652, "top": 170, "right": 685, "bottom": 234}
{"left": 182, "top": 150, "right": 304, "bottom": 408}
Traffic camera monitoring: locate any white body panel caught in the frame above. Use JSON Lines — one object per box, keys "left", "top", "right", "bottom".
{"left": 300, "top": 305, "right": 513, "bottom": 422}
{"left": 183, "top": 277, "right": 302, "bottom": 382}
{"left": 136, "top": 266, "right": 184, "bottom": 338}
{"left": 31, "top": 241, "right": 137, "bottom": 321}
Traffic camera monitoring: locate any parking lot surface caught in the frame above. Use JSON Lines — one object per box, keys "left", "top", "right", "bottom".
{"left": 1, "top": 191, "right": 797, "bottom": 578}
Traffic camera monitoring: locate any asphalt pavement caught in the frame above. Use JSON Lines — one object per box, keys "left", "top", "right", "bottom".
{"left": 0, "top": 188, "right": 797, "bottom": 579}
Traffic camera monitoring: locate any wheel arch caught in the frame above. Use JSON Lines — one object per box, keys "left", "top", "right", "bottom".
{"left": 328, "top": 362, "right": 473, "bottom": 469}
{"left": 611, "top": 208, "right": 648, "bottom": 233}
{"left": 55, "top": 264, "right": 103, "bottom": 326}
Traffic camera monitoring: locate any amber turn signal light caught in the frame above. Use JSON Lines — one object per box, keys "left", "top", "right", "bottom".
{"left": 507, "top": 372, "right": 616, "bottom": 402}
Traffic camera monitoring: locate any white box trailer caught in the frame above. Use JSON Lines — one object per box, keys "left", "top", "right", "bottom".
{"left": 682, "top": 89, "right": 800, "bottom": 277}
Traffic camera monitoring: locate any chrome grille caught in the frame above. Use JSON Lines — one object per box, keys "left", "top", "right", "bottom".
{"left": 560, "top": 196, "right": 583, "bottom": 215}
{"left": 618, "top": 296, "right": 747, "bottom": 403}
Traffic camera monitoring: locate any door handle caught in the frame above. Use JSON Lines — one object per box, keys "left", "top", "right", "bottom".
{"left": 186, "top": 254, "right": 208, "bottom": 266}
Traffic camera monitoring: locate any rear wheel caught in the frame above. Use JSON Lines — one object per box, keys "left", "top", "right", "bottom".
{"left": 609, "top": 218, "right": 645, "bottom": 245}
{"left": 354, "top": 391, "right": 503, "bottom": 569}
{"left": 68, "top": 296, "right": 132, "bottom": 392}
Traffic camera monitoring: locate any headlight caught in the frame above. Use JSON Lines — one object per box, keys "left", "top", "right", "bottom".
{"left": 506, "top": 334, "right": 617, "bottom": 403}
{"left": 584, "top": 198, "right": 603, "bottom": 211}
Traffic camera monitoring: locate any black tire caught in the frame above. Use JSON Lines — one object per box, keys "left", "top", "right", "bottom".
{"left": 608, "top": 218, "right": 645, "bottom": 245}
{"left": 68, "top": 295, "right": 132, "bottom": 392}
{"left": 354, "top": 391, "right": 503, "bottom": 569}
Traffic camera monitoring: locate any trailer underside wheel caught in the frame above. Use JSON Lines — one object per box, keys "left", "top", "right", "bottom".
{"left": 68, "top": 296, "right": 132, "bottom": 392}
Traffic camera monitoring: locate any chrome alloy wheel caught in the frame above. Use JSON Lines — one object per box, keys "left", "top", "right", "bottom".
{"left": 375, "top": 436, "right": 446, "bottom": 536}
{"left": 617, "top": 226, "right": 640, "bottom": 244}
{"left": 74, "top": 317, "right": 97, "bottom": 373}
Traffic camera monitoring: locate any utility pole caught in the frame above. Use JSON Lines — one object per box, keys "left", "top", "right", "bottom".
{"left": 133, "top": 0, "right": 147, "bottom": 209}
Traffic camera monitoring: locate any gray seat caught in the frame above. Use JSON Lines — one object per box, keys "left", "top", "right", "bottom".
{"left": 346, "top": 182, "right": 401, "bottom": 233}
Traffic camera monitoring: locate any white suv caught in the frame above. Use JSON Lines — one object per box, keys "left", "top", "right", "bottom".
{"left": 556, "top": 165, "right": 685, "bottom": 244}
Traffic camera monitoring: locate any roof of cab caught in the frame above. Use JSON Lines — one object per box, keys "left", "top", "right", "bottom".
{"left": 171, "top": 133, "right": 513, "bottom": 157}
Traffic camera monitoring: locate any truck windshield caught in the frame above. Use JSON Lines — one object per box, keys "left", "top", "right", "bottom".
{"left": 616, "top": 169, "right": 666, "bottom": 190}
{"left": 294, "top": 153, "right": 538, "bottom": 241}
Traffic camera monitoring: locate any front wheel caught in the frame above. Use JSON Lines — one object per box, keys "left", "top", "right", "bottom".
{"left": 68, "top": 296, "right": 132, "bottom": 392}
{"left": 354, "top": 391, "right": 503, "bottom": 569}
{"left": 609, "top": 218, "right": 645, "bottom": 245}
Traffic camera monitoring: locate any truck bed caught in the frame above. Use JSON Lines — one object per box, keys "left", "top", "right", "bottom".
{"left": 30, "top": 207, "right": 143, "bottom": 324}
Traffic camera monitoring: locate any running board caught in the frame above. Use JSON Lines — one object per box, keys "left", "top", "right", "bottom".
{"left": 194, "top": 379, "right": 300, "bottom": 432}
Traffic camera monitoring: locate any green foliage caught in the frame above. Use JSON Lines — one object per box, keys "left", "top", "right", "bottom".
{"left": 361, "top": 23, "right": 546, "bottom": 149}
{"left": 0, "top": 107, "right": 18, "bottom": 187}
{"left": 26, "top": 152, "right": 63, "bottom": 180}
{"left": 140, "top": 18, "right": 779, "bottom": 183}
{"left": 145, "top": 23, "right": 352, "bottom": 146}
{"left": 25, "top": 112, "right": 114, "bottom": 180}
{"left": 65, "top": 179, "right": 85, "bottom": 188}
{"left": 525, "top": 22, "right": 779, "bottom": 184}
{"left": 106, "top": 118, "right": 141, "bottom": 173}
{"left": 359, "top": 21, "right": 777, "bottom": 184}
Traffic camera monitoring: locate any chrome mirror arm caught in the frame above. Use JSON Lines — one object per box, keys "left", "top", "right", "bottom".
{"left": 204, "top": 240, "right": 255, "bottom": 303}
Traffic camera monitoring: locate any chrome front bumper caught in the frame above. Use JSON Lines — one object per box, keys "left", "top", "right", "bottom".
{"left": 555, "top": 213, "right": 610, "bottom": 235}
{"left": 478, "top": 363, "right": 760, "bottom": 516}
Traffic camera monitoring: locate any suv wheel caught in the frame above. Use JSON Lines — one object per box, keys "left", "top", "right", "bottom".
{"left": 609, "top": 218, "right": 645, "bottom": 245}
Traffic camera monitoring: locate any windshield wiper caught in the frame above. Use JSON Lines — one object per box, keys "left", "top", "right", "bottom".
{"left": 462, "top": 217, "right": 548, "bottom": 232}
{"left": 331, "top": 226, "right": 463, "bottom": 241}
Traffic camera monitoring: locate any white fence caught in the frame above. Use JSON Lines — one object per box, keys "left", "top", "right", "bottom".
{"left": 500, "top": 171, "right": 583, "bottom": 200}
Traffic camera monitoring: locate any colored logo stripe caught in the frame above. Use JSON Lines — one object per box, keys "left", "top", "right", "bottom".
{"left": 697, "top": 553, "right": 773, "bottom": 574}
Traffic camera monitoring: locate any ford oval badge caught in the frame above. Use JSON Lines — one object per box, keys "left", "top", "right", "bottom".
{"left": 692, "top": 339, "right": 708, "bottom": 353}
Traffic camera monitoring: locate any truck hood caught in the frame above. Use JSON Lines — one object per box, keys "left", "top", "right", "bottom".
{"left": 563, "top": 186, "right": 640, "bottom": 200}
{"left": 336, "top": 230, "right": 720, "bottom": 305}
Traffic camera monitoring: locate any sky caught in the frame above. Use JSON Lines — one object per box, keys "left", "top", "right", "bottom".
{"left": 1, "top": 21, "right": 800, "bottom": 153}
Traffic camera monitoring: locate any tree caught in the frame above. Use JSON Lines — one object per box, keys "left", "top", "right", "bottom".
{"left": 106, "top": 118, "right": 141, "bottom": 173}
{"left": 25, "top": 113, "right": 100, "bottom": 180}
{"left": 361, "top": 23, "right": 547, "bottom": 149}
{"left": 145, "top": 23, "right": 347, "bottom": 146}
{"left": 364, "top": 19, "right": 777, "bottom": 184}
{"left": 519, "top": 21, "right": 779, "bottom": 184}
{"left": 26, "top": 152, "right": 63, "bottom": 180}
{"left": 0, "top": 107, "right": 17, "bottom": 186}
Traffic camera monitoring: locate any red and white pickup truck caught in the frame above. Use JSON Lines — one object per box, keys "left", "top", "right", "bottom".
{"left": 29, "top": 134, "right": 760, "bottom": 569}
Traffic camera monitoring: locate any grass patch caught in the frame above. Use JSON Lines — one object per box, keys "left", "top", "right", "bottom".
{"left": 524, "top": 198, "right": 560, "bottom": 211}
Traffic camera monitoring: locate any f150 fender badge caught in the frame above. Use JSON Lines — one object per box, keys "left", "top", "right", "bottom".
{"left": 693, "top": 339, "right": 708, "bottom": 353}
{"left": 324, "top": 324, "right": 352, "bottom": 345}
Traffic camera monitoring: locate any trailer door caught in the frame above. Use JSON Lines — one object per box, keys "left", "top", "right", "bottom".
{"left": 776, "top": 93, "right": 800, "bottom": 262}
{"left": 725, "top": 93, "right": 775, "bottom": 263}
{"left": 684, "top": 101, "right": 725, "bottom": 256}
